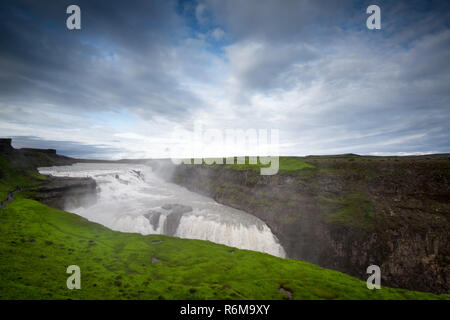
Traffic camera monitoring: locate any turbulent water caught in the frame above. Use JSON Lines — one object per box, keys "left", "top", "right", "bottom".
{"left": 38, "top": 163, "right": 286, "bottom": 258}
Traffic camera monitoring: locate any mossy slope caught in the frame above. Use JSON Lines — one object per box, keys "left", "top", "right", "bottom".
{"left": 0, "top": 154, "right": 47, "bottom": 202}
{"left": 0, "top": 196, "right": 448, "bottom": 300}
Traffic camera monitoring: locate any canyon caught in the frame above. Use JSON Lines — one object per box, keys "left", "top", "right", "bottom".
{"left": 166, "top": 156, "right": 450, "bottom": 294}
{"left": 2, "top": 138, "right": 448, "bottom": 294}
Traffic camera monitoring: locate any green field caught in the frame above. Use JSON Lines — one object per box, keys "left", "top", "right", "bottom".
{"left": 1, "top": 196, "right": 449, "bottom": 300}
{"left": 192, "top": 156, "right": 315, "bottom": 173}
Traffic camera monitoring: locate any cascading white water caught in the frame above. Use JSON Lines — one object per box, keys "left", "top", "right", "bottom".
{"left": 38, "top": 163, "right": 286, "bottom": 258}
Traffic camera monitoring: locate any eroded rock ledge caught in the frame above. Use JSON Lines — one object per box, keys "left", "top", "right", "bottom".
{"left": 33, "top": 176, "right": 97, "bottom": 210}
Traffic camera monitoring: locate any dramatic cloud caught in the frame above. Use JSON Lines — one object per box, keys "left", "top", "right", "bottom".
{"left": 0, "top": 0, "right": 449, "bottom": 158}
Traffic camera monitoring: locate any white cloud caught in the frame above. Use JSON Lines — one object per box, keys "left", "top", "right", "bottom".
{"left": 114, "top": 133, "right": 147, "bottom": 140}
{"left": 1, "top": 0, "right": 449, "bottom": 159}
{"left": 195, "top": 3, "right": 207, "bottom": 25}
{"left": 210, "top": 28, "right": 225, "bottom": 41}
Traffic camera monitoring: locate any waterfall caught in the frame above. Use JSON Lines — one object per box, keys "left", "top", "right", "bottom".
{"left": 39, "top": 163, "right": 286, "bottom": 258}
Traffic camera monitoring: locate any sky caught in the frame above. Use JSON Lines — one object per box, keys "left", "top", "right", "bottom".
{"left": 0, "top": 0, "right": 449, "bottom": 159}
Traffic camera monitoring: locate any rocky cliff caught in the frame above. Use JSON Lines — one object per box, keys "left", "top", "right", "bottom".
{"left": 0, "top": 138, "right": 76, "bottom": 168}
{"left": 32, "top": 176, "right": 97, "bottom": 210}
{"left": 169, "top": 156, "right": 450, "bottom": 294}
{"left": 0, "top": 138, "right": 97, "bottom": 210}
{"left": 0, "top": 138, "right": 13, "bottom": 154}
{"left": 21, "top": 148, "right": 57, "bottom": 155}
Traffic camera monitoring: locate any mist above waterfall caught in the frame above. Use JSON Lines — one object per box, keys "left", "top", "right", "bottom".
{"left": 38, "top": 163, "right": 286, "bottom": 258}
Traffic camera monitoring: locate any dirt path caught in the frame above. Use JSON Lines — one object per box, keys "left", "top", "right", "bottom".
{"left": 0, "top": 189, "right": 21, "bottom": 210}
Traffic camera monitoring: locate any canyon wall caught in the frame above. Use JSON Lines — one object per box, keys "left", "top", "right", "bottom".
{"left": 169, "top": 157, "right": 450, "bottom": 294}
{"left": 32, "top": 176, "right": 97, "bottom": 210}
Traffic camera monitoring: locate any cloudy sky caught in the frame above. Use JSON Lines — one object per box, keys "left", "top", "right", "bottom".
{"left": 0, "top": 0, "right": 449, "bottom": 159}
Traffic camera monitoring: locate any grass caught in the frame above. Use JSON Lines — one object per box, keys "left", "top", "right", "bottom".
{"left": 0, "top": 196, "right": 448, "bottom": 300}
{"left": 318, "top": 193, "right": 376, "bottom": 231}
{"left": 0, "top": 155, "right": 47, "bottom": 202}
{"left": 190, "top": 156, "right": 315, "bottom": 173}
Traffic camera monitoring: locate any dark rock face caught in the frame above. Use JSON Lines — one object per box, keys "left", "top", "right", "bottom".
{"left": 0, "top": 138, "right": 12, "bottom": 146}
{"left": 170, "top": 158, "right": 450, "bottom": 294}
{"left": 21, "top": 148, "right": 57, "bottom": 155}
{"left": 162, "top": 203, "right": 193, "bottom": 215}
{"left": 143, "top": 210, "right": 162, "bottom": 230}
{"left": 143, "top": 204, "right": 193, "bottom": 235}
{"left": 161, "top": 204, "right": 192, "bottom": 236}
{"left": 164, "top": 212, "right": 184, "bottom": 236}
{"left": 0, "top": 138, "right": 13, "bottom": 154}
{"left": 32, "top": 176, "right": 97, "bottom": 210}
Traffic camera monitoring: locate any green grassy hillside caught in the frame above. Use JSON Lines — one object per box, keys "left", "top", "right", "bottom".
{"left": 0, "top": 196, "right": 448, "bottom": 300}
{"left": 0, "top": 154, "right": 47, "bottom": 202}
